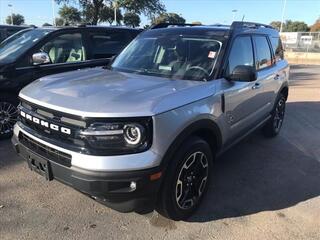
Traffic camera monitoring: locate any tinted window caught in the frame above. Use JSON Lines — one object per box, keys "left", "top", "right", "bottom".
{"left": 89, "top": 31, "right": 134, "bottom": 59}
{"left": 253, "top": 36, "right": 272, "bottom": 69}
{"left": 226, "top": 36, "right": 254, "bottom": 76}
{"left": 0, "top": 29, "right": 52, "bottom": 64}
{"left": 270, "top": 37, "right": 284, "bottom": 61}
{"left": 36, "top": 32, "right": 86, "bottom": 64}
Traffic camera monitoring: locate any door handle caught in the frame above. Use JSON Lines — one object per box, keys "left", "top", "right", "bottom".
{"left": 252, "top": 82, "right": 261, "bottom": 90}
{"left": 274, "top": 74, "right": 280, "bottom": 80}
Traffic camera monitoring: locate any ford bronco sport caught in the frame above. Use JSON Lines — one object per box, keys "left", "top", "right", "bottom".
{"left": 12, "top": 22, "right": 289, "bottom": 220}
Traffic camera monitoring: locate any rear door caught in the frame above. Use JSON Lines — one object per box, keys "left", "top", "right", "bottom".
{"left": 252, "top": 35, "right": 280, "bottom": 115}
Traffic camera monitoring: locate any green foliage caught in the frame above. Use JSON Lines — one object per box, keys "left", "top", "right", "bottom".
{"left": 55, "top": 17, "right": 64, "bottom": 26}
{"left": 5, "top": 13, "right": 25, "bottom": 25}
{"left": 42, "top": 23, "right": 53, "bottom": 27}
{"left": 152, "top": 13, "right": 186, "bottom": 25}
{"left": 270, "top": 20, "right": 310, "bottom": 32}
{"left": 270, "top": 21, "right": 282, "bottom": 31}
{"left": 55, "top": 0, "right": 165, "bottom": 25}
{"left": 284, "top": 20, "right": 309, "bottom": 32}
{"left": 59, "top": 5, "right": 82, "bottom": 25}
{"left": 99, "top": 6, "right": 123, "bottom": 24}
{"left": 123, "top": 12, "right": 141, "bottom": 27}
{"left": 118, "top": 0, "right": 165, "bottom": 19}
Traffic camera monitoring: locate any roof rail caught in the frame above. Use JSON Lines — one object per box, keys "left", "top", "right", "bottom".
{"left": 150, "top": 23, "right": 200, "bottom": 29}
{"left": 231, "top": 21, "right": 274, "bottom": 30}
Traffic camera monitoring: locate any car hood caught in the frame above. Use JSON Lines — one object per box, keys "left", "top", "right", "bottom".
{"left": 20, "top": 68, "right": 215, "bottom": 117}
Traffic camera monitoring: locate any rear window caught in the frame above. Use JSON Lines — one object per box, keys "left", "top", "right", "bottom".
{"left": 89, "top": 31, "right": 136, "bottom": 59}
{"left": 270, "top": 37, "right": 284, "bottom": 61}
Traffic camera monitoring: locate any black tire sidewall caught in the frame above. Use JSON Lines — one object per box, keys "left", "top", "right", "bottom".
{"left": 158, "top": 137, "right": 213, "bottom": 220}
{"left": 263, "top": 93, "right": 286, "bottom": 137}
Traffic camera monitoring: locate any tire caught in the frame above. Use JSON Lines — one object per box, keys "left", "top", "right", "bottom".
{"left": 0, "top": 95, "right": 19, "bottom": 140}
{"left": 157, "top": 137, "right": 213, "bottom": 220}
{"left": 262, "top": 93, "right": 286, "bottom": 138}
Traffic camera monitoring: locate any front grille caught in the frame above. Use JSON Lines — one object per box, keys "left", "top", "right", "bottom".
{"left": 19, "top": 100, "right": 87, "bottom": 153}
{"left": 19, "top": 132, "right": 72, "bottom": 167}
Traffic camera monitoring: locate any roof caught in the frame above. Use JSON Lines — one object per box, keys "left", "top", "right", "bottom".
{"left": 148, "top": 21, "right": 279, "bottom": 38}
{"left": 39, "top": 25, "right": 142, "bottom": 32}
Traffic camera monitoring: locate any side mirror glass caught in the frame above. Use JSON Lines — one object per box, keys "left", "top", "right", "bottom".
{"left": 229, "top": 65, "right": 257, "bottom": 82}
{"left": 32, "top": 52, "right": 51, "bottom": 65}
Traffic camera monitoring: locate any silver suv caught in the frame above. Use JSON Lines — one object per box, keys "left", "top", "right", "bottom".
{"left": 12, "top": 22, "right": 289, "bottom": 220}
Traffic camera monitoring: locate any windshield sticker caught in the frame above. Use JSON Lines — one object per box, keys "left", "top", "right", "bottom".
{"left": 208, "top": 51, "right": 216, "bottom": 59}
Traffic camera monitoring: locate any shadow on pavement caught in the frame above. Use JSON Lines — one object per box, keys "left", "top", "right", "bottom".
{"left": 190, "top": 101, "right": 320, "bottom": 222}
{"left": 0, "top": 139, "right": 23, "bottom": 170}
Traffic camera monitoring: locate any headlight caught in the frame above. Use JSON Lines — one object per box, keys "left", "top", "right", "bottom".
{"left": 79, "top": 118, "right": 152, "bottom": 155}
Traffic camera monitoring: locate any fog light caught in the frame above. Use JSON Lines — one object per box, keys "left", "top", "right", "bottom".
{"left": 130, "top": 181, "right": 137, "bottom": 191}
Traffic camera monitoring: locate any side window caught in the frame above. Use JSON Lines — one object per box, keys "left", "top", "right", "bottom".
{"left": 270, "top": 37, "right": 284, "bottom": 62}
{"left": 36, "top": 32, "right": 86, "bottom": 64}
{"left": 89, "top": 31, "right": 133, "bottom": 59}
{"left": 253, "top": 36, "right": 272, "bottom": 69}
{"left": 226, "top": 36, "right": 254, "bottom": 76}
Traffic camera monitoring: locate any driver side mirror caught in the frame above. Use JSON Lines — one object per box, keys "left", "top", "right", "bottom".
{"left": 228, "top": 65, "right": 257, "bottom": 82}
{"left": 32, "top": 52, "right": 51, "bottom": 65}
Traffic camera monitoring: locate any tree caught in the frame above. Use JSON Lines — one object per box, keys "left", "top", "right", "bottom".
{"left": 5, "top": 13, "right": 25, "bottom": 25}
{"left": 55, "top": 0, "right": 165, "bottom": 25}
{"left": 42, "top": 23, "right": 53, "bottom": 27}
{"left": 270, "top": 20, "right": 310, "bottom": 32}
{"left": 123, "top": 12, "right": 140, "bottom": 27}
{"left": 310, "top": 18, "right": 320, "bottom": 32}
{"left": 55, "top": 17, "right": 64, "bottom": 26}
{"left": 282, "top": 20, "right": 309, "bottom": 32}
{"left": 152, "top": 13, "right": 185, "bottom": 25}
{"left": 270, "top": 21, "right": 282, "bottom": 31}
{"left": 59, "top": 5, "right": 82, "bottom": 25}
{"left": 98, "top": 6, "right": 123, "bottom": 25}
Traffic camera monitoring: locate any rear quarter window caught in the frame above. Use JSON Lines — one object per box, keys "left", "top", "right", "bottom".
{"left": 253, "top": 36, "right": 273, "bottom": 70}
{"left": 270, "top": 37, "right": 284, "bottom": 61}
{"left": 89, "top": 30, "right": 135, "bottom": 59}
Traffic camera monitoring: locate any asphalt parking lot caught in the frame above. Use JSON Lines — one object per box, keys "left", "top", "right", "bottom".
{"left": 0, "top": 65, "right": 319, "bottom": 240}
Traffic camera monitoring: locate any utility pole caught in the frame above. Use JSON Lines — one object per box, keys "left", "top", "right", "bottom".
{"left": 280, "top": 0, "right": 287, "bottom": 33}
{"left": 113, "top": 1, "right": 118, "bottom": 25}
{"left": 8, "top": 4, "right": 13, "bottom": 25}
{"left": 52, "top": 0, "right": 56, "bottom": 26}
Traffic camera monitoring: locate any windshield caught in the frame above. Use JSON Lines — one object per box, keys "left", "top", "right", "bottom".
{"left": 0, "top": 28, "right": 52, "bottom": 64}
{"left": 112, "top": 34, "right": 222, "bottom": 81}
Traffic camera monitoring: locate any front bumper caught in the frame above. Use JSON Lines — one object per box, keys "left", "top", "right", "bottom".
{"left": 12, "top": 128, "right": 163, "bottom": 213}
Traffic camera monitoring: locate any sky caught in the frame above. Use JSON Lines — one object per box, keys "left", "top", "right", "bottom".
{"left": 0, "top": 0, "right": 319, "bottom": 27}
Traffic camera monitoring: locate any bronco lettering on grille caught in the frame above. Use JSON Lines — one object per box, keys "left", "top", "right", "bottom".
{"left": 20, "top": 111, "right": 71, "bottom": 135}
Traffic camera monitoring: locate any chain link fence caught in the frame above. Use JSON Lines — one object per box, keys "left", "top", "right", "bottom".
{"left": 281, "top": 32, "right": 320, "bottom": 53}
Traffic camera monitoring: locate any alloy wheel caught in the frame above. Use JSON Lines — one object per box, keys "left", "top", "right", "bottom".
{"left": 0, "top": 101, "right": 18, "bottom": 135}
{"left": 273, "top": 98, "right": 285, "bottom": 133}
{"left": 175, "top": 151, "right": 209, "bottom": 210}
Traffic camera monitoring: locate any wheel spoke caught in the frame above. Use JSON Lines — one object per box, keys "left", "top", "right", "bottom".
{"left": 175, "top": 151, "right": 209, "bottom": 210}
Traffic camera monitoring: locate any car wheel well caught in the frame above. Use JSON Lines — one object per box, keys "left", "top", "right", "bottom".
{"left": 191, "top": 128, "right": 218, "bottom": 157}
{"left": 161, "top": 120, "right": 222, "bottom": 170}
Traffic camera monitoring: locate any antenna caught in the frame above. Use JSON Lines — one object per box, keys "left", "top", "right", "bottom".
{"left": 242, "top": 15, "right": 245, "bottom": 22}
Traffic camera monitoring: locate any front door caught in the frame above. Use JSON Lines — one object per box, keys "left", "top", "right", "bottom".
{"left": 222, "top": 35, "right": 266, "bottom": 141}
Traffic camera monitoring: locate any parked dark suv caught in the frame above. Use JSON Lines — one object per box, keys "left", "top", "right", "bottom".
{"left": 0, "top": 25, "right": 141, "bottom": 138}
{"left": 0, "top": 25, "right": 29, "bottom": 43}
